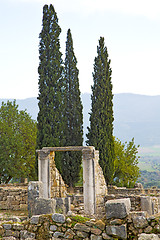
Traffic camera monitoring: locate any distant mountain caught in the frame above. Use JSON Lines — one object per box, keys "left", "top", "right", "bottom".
{"left": 1, "top": 93, "right": 160, "bottom": 147}
{"left": 0, "top": 98, "right": 39, "bottom": 121}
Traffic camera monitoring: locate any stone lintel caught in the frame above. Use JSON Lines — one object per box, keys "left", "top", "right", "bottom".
{"left": 36, "top": 146, "right": 95, "bottom": 153}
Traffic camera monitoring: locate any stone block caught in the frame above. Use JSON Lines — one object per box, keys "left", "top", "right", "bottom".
{"left": 52, "top": 213, "right": 66, "bottom": 223}
{"left": 138, "top": 233, "right": 160, "bottom": 240}
{"left": 105, "top": 198, "right": 131, "bottom": 219}
{"left": 12, "top": 223, "right": 24, "bottom": 231}
{"left": 33, "top": 198, "right": 56, "bottom": 216}
{"left": 74, "top": 223, "right": 90, "bottom": 233}
{"left": 132, "top": 216, "right": 148, "bottom": 229}
{"left": 140, "top": 196, "right": 152, "bottom": 216}
{"left": 91, "top": 235, "right": 102, "bottom": 240}
{"left": 106, "top": 224, "right": 127, "bottom": 239}
{"left": 28, "top": 181, "right": 43, "bottom": 217}
{"left": 50, "top": 225, "right": 57, "bottom": 231}
{"left": 30, "top": 215, "right": 40, "bottom": 225}
{"left": 77, "top": 231, "right": 89, "bottom": 238}
{"left": 2, "top": 224, "right": 12, "bottom": 230}
{"left": 64, "top": 229, "right": 75, "bottom": 238}
{"left": 2, "top": 237, "right": 16, "bottom": 240}
{"left": 20, "top": 230, "right": 35, "bottom": 239}
{"left": 20, "top": 204, "right": 28, "bottom": 210}
{"left": 55, "top": 197, "right": 71, "bottom": 215}
{"left": 53, "top": 231, "right": 64, "bottom": 238}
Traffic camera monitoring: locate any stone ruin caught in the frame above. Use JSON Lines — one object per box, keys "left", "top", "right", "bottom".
{"left": 27, "top": 145, "right": 160, "bottom": 220}
{"left": 2, "top": 146, "right": 160, "bottom": 238}
{"left": 28, "top": 146, "right": 107, "bottom": 217}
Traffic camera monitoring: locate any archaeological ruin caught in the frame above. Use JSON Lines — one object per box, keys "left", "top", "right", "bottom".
{"left": 1, "top": 146, "right": 160, "bottom": 239}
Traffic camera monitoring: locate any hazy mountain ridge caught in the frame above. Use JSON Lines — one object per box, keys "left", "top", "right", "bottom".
{"left": 1, "top": 93, "right": 160, "bottom": 147}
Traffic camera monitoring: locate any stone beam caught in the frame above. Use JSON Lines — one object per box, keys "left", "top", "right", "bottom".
{"left": 36, "top": 146, "right": 95, "bottom": 153}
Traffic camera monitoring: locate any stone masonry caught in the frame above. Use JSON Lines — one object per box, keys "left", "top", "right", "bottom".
{"left": 0, "top": 184, "right": 28, "bottom": 211}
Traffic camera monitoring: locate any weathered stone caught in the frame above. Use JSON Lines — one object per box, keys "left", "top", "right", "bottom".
{"left": 77, "top": 230, "right": 89, "bottom": 238}
{"left": 133, "top": 216, "right": 148, "bottom": 229}
{"left": 53, "top": 231, "right": 64, "bottom": 238}
{"left": 2, "top": 237, "right": 16, "bottom": 240}
{"left": 110, "top": 219, "right": 123, "bottom": 225}
{"left": 138, "top": 233, "right": 160, "bottom": 240}
{"left": 20, "top": 204, "right": 28, "bottom": 210}
{"left": 64, "top": 229, "right": 75, "bottom": 238}
{"left": 102, "top": 233, "right": 113, "bottom": 239}
{"left": 52, "top": 213, "right": 65, "bottom": 224}
{"left": 74, "top": 223, "right": 90, "bottom": 232}
{"left": 94, "top": 220, "right": 105, "bottom": 230}
{"left": 30, "top": 215, "right": 40, "bottom": 225}
{"left": 106, "top": 224, "right": 127, "bottom": 239}
{"left": 154, "top": 225, "right": 160, "bottom": 233}
{"left": 0, "top": 225, "right": 4, "bottom": 236}
{"left": 91, "top": 227, "right": 102, "bottom": 235}
{"left": 90, "top": 234, "right": 102, "bottom": 240}
{"left": 2, "top": 224, "right": 12, "bottom": 230}
{"left": 105, "top": 198, "right": 131, "bottom": 219}
{"left": 28, "top": 181, "right": 43, "bottom": 217}
{"left": 20, "top": 230, "right": 36, "bottom": 239}
{"left": 33, "top": 198, "right": 56, "bottom": 216}
{"left": 50, "top": 225, "right": 57, "bottom": 231}
{"left": 55, "top": 197, "right": 71, "bottom": 215}
{"left": 5, "top": 230, "right": 14, "bottom": 237}
{"left": 140, "top": 196, "right": 152, "bottom": 216}
{"left": 144, "top": 225, "right": 153, "bottom": 233}
{"left": 12, "top": 223, "right": 24, "bottom": 231}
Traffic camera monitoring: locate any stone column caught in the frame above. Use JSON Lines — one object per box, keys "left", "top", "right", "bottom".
{"left": 82, "top": 148, "right": 96, "bottom": 216}
{"left": 38, "top": 150, "right": 50, "bottom": 198}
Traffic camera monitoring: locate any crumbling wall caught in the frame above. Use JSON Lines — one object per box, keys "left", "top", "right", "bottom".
{"left": 0, "top": 184, "right": 28, "bottom": 211}
{"left": 49, "top": 151, "right": 67, "bottom": 198}
{"left": 94, "top": 150, "right": 107, "bottom": 216}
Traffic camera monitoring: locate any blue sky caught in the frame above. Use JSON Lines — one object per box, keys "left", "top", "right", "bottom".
{"left": 1, "top": 0, "right": 160, "bottom": 98}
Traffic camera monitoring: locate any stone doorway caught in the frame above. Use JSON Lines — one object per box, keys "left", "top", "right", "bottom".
{"left": 37, "top": 146, "right": 107, "bottom": 216}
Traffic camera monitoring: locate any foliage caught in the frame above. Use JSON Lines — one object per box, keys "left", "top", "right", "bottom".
{"left": 113, "top": 137, "right": 140, "bottom": 187}
{"left": 0, "top": 100, "right": 37, "bottom": 183}
{"left": 37, "top": 4, "right": 64, "bottom": 170}
{"left": 86, "top": 37, "right": 115, "bottom": 185}
{"left": 61, "top": 29, "right": 83, "bottom": 187}
{"left": 70, "top": 215, "right": 90, "bottom": 226}
{"left": 138, "top": 170, "right": 160, "bottom": 188}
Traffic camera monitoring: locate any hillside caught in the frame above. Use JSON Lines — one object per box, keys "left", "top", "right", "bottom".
{"left": 1, "top": 93, "right": 160, "bottom": 147}
{"left": 1, "top": 94, "right": 160, "bottom": 187}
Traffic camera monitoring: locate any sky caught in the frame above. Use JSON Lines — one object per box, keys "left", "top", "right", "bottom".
{"left": 1, "top": 0, "right": 160, "bottom": 99}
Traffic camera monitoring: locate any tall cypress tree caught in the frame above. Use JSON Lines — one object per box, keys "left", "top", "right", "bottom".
{"left": 86, "top": 37, "right": 115, "bottom": 185}
{"left": 61, "top": 29, "right": 83, "bottom": 188}
{"left": 37, "top": 4, "right": 64, "bottom": 157}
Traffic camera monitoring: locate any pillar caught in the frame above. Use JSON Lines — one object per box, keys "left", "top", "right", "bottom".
{"left": 38, "top": 151, "right": 50, "bottom": 198}
{"left": 82, "top": 148, "right": 96, "bottom": 215}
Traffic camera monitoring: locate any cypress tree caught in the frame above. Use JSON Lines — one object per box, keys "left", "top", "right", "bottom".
{"left": 61, "top": 29, "right": 83, "bottom": 188}
{"left": 86, "top": 37, "right": 115, "bottom": 185}
{"left": 37, "top": 4, "right": 64, "bottom": 165}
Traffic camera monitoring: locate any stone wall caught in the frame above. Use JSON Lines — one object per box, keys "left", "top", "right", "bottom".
{"left": 49, "top": 151, "right": 67, "bottom": 198}
{"left": 108, "top": 185, "right": 145, "bottom": 195}
{"left": 1, "top": 211, "right": 160, "bottom": 239}
{"left": 0, "top": 184, "right": 28, "bottom": 211}
{"left": 94, "top": 150, "right": 107, "bottom": 217}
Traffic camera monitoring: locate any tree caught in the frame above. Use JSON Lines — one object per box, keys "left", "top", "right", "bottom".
{"left": 61, "top": 29, "right": 83, "bottom": 187}
{"left": 0, "top": 100, "right": 37, "bottom": 183}
{"left": 37, "top": 4, "right": 64, "bottom": 168}
{"left": 113, "top": 137, "right": 140, "bottom": 187}
{"left": 86, "top": 37, "right": 115, "bottom": 185}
